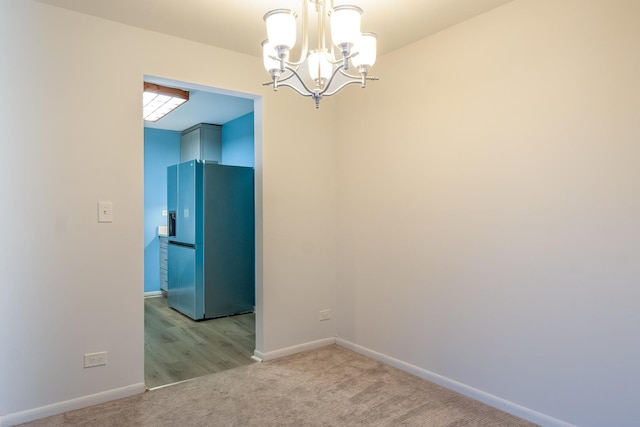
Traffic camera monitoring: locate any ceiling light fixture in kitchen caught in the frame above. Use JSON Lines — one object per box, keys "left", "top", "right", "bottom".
{"left": 143, "top": 82, "right": 190, "bottom": 122}
{"left": 262, "top": 0, "right": 378, "bottom": 108}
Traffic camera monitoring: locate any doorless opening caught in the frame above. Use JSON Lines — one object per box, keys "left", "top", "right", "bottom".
{"left": 142, "top": 75, "right": 263, "bottom": 389}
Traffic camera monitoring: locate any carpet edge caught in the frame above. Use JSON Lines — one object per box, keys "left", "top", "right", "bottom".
{"left": 336, "top": 338, "right": 576, "bottom": 427}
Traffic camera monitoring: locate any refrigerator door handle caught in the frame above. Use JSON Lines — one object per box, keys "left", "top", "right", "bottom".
{"left": 168, "top": 241, "right": 196, "bottom": 249}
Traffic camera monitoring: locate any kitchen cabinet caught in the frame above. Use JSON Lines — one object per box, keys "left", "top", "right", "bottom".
{"left": 180, "top": 123, "right": 221, "bottom": 163}
{"left": 159, "top": 236, "right": 168, "bottom": 292}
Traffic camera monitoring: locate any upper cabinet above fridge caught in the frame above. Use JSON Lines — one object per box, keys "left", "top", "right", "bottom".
{"left": 180, "top": 123, "right": 221, "bottom": 163}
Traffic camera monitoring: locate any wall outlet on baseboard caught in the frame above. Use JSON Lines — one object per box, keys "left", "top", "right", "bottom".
{"left": 84, "top": 351, "right": 108, "bottom": 368}
{"left": 318, "top": 309, "right": 331, "bottom": 321}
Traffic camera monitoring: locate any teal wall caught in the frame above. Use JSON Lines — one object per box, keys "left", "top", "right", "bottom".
{"left": 144, "top": 128, "right": 181, "bottom": 293}
{"left": 222, "top": 112, "right": 254, "bottom": 167}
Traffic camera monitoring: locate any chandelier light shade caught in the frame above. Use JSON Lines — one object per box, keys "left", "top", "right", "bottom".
{"left": 351, "top": 32, "right": 377, "bottom": 69}
{"left": 261, "top": 40, "right": 281, "bottom": 74}
{"left": 308, "top": 49, "right": 334, "bottom": 83}
{"left": 330, "top": 5, "right": 363, "bottom": 53}
{"left": 262, "top": 0, "right": 379, "bottom": 108}
{"left": 264, "top": 9, "right": 297, "bottom": 51}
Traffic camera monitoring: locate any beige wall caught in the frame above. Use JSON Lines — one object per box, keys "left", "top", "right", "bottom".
{"left": 0, "top": 0, "right": 337, "bottom": 422}
{"left": 335, "top": 0, "right": 640, "bottom": 425}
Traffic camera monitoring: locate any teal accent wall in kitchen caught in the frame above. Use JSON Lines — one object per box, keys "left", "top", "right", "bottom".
{"left": 144, "top": 128, "right": 181, "bottom": 293}
{"left": 222, "top": 112, "right": 254, "bottom": 167}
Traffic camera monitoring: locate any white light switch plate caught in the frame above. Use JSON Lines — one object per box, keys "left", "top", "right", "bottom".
{"left": 98, "top": 202, "right": 113, "bottom": 223}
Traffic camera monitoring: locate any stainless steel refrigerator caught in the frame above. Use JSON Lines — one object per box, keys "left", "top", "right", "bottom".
{"left": 166, "top": 160, "right": 255, "bottom": 320}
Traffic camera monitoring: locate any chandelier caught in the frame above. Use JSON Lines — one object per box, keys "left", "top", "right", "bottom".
{"left": 262, "top": 0, "right": 378, "bottom": 108}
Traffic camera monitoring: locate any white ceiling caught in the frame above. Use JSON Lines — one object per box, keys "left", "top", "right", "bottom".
{"left": 33, "top": 0, "right": 514, "bottom": 57}
{"left": 34, "top": 0, "right": 515, "bottom": 131}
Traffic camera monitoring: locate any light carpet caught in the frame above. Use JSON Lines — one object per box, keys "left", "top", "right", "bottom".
{"left": 19, "top": 345, "right": 538, "bottom": 426}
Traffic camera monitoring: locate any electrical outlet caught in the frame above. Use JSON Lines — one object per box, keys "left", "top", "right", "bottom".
{"left": 84, "top": 351, "right": 108, "bottom": 368}
{"left": 319, "top": 309, "right": 331, "bottom": 321}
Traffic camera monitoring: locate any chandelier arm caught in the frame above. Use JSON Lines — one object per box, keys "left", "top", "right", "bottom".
{"left": 328, "top": 0, "right": 337, "bottom": 63}
{"left": 320, "top": 46, "right": 360, "bottom": 65}
{"left": 337, "top": 68, "right": 362, "bottom": 80}
{"left": 338, "top": 68, "right": 380, "bottom": 81}
{"left": 280, "top": 66, "right": 317, "bottom": 96}
{"left": 326, "top": 53, "right": 347, "bottom": 65}
{"left": 277, "top": 81, "right": 315, "bottom": 97}
{"left": 276, "top": 70, "right": 298, "bottom": 84}
{"left": 320, "top": 0, "right": 327, "bottom": 51}
{"left": 320, "top": 69, "right": 381, "bottom": 95}
{"left": 267, "top": 56, "right": 303, "bottom": 82}
{"left": 322, "top": 79, "right": 363, "bottom": 97}
{"left": 315, "top": 63, "right": 349, "bottom": 96}
{"left": 281, "top": 57, "right": 308, "bottom": 67}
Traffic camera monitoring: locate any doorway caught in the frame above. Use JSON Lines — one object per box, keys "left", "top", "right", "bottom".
{"left": 142, "top": 76, "right": 261, "bottom": 389}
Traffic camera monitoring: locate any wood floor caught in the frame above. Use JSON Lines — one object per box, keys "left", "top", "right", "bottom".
{"left": 144, "top": 296, "right": 256, "bottom": 389}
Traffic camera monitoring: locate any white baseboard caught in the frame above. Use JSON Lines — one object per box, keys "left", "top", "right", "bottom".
{"left": 336, "top": 339, "right": 575, "bottom": 427}
{"left": 144, "top": 291, "right": 163, "bottom": 298}
{"left": 0, "top": 383, "right": 146, "bottom": 427}
{"left": 254, "top": 337, "right": 336, "bottom": 362}
{"left": 1, "top": 340, "right": 573, "bottom": 427}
